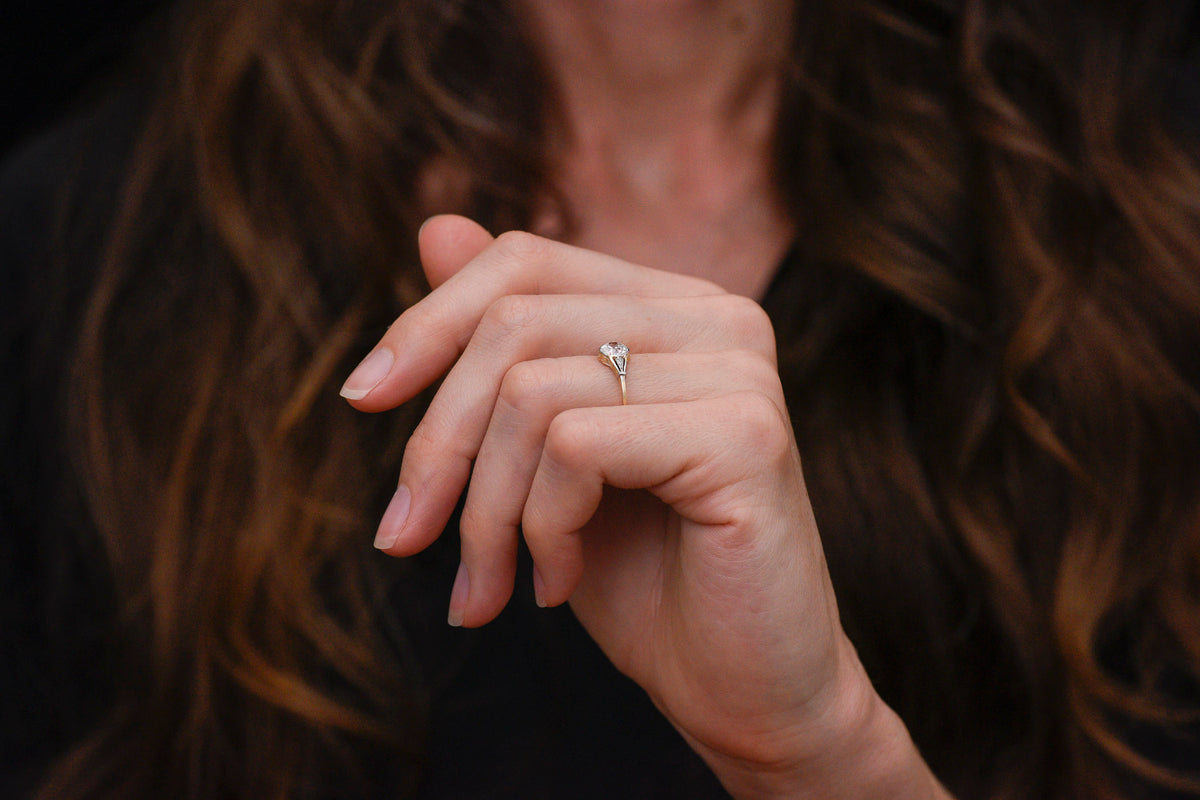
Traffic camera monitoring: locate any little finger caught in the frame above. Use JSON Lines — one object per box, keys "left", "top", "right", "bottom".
{"left": 522, "top": 391, "right": 799, "bottom": 608}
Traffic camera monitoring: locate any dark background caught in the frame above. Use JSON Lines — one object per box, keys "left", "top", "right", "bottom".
{"left": 2, "top": 0, "right": 165, "bottom": 159}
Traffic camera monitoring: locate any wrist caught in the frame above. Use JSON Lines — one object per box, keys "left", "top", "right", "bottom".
{"left": 702, "top": 636, "right": 954, "bottom": 800}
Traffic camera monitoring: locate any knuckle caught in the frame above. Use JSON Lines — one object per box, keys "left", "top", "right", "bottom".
{"left": 543, "top": 409, "right": 599, "bottom": 471}
{"left": 400, "top": 417, "right": 460, "bottom": 479}
{"left": 493, "top": 229, "right": 549, "bottom": 266}
{"left": 719, "top": 295, "right": 778, "bottom": 356}
{"left": 726, "top": 391, "right": 792, "bottom": 461}
{"left": 727, "top": 348, "right": 782, "bottom": 391}
{"left": 403, "top": 419, "right": 441, "bottom": 460}
{"left": 497, "top": 360, "right": 559, "bottom": 417}
{"left": 480, "top": 293, "right": 543, "bottom": 339}
{"left": 458, "top": 501, "right": 492, "bottom": 541}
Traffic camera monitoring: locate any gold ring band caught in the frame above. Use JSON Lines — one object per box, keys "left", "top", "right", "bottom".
{"left": 598, "top": 342, "right": 629, "bottom": 405}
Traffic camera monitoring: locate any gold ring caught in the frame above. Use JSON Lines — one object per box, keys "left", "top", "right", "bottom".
{"left": 598, "top": 342, "right": 629, "bottom": 405}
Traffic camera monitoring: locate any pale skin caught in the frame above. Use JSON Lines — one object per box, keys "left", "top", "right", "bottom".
{"left": 340, "top": 1, "right": 955, "bottom": 797}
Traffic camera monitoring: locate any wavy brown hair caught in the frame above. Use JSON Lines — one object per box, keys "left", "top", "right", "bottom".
{"left": 34, "top": 0, "right": 1200, "bottom": 797}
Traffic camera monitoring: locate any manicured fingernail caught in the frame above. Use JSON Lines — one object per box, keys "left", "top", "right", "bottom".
{"left": 374, "top": 484, "right": 411, "bottom": 550}
{"left": 340, "top": 347, "right": 394, "bottom": 400}
{"left": 532, "top": 565, "right": 547, "bottom": 609}
{"left": 447, "top": 562, "right": 469, "bottom": 627}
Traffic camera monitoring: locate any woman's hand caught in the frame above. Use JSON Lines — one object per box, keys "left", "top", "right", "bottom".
{"left": 342, "top": 215, "right": 950, "bottom": 799}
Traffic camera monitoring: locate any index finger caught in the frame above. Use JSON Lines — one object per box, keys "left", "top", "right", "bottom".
{"left": 340, "top": 228, "right": 726, "bottom": 411}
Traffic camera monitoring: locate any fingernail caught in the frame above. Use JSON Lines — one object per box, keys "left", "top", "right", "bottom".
{"left": 340, "top": 347, "right": 394, "bottom": 400}
{"left": 532, "top": 565, "right": 547, "bottom": 609}
{"left": 447, "top": 562, "right": 469, "bottom": 627}
{"left": 374, "top": 484, "right": 411, "bottom": 550}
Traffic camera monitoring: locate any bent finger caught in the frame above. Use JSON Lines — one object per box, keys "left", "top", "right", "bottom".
{"left": 522, "top": 391, "right": 799, "bottom": 608}
{"left": 452, "top": 352, "right": 783, "bottom": 626}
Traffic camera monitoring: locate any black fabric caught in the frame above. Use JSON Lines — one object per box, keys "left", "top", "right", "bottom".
{"left": 394, "top": 532, "right": 729, "bottom": 799}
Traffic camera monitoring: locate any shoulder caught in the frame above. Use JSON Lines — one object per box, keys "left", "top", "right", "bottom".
{"left": 0, "top": 78, "right": 151, "bottom": 514}
{"left": 0, "top": 75, "right": 153, "bottom": 408}
{"left": 0, "top": 82, "right": 149, "bottom": 796}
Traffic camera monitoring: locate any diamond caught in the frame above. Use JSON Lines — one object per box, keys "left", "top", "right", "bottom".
{"left": 599, "top": 342, "right": 629, "bottom": 360}
{"left": 599, "top": 341, "right": 629, "bottom": 374}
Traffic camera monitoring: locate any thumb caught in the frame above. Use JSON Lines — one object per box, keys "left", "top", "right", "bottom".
{"left": 419, "top": 215, "right": 495, "bottom": 288}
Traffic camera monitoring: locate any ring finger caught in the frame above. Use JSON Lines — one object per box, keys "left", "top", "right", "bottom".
{"left": 448, "top": 350, "right": 783, "bottom": 626}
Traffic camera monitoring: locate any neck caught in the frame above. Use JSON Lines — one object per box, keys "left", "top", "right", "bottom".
{"left": 514, "top": 0, "right": 797, "bottom": 297}
{"left": 516, "top": 1, "right": 793, "bottom": 144}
